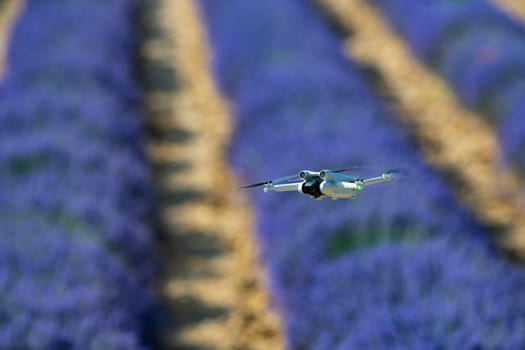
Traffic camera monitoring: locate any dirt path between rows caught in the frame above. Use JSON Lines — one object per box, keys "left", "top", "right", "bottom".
{"left": 139, "top": 0, "right": 283, "bottom": 349}
{"left": 491, "top": 0, "right": 525, "bottom": 23}
{"left": 0, "top": 0, "right": 23, "bottom": 78}
{"left": 318, "top": 0, "right": 525, "bottom": 258}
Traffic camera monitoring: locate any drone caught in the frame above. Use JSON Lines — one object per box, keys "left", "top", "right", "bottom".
{"left": 240, "top": 168, "right": 398, "bottom": 200}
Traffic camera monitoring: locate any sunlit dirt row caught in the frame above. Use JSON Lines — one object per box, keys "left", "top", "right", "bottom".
{"left": 491, "top": 0, "right": 525, "bottom": 23}
{"left": 140, "top": 0, "right": 283, "bottom": 349}
{"left": 319, "top": 0, "right": 525, "bottom": 258}
{"left": 0, "top": 0, "right": 23, "bottom": 78}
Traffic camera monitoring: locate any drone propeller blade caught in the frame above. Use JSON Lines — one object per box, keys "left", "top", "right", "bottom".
{"left": 238, "top": 173, "right": 300, "bottom": 190}
{"left": 333, "top": 166, "right": 362, "bottom": 173}
{"left": 334, "top": 166, "right": 406, "bottom": 175}
{"left": 384, "top": 168, "right": 410, "bottom": 179}
{"left": 271, "top": 174, "right": 301, "bottom": 184}
{"left": 238, "top": 181, "right": 269, "bottom": 189}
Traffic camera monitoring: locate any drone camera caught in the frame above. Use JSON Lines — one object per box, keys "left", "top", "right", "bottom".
{"left": 301, "top": 179, "right": 323, "bottom": 198}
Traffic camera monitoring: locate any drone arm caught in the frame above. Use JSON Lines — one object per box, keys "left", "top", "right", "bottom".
{"left": 359, "top": 173, "right": 392, "bottom": 188}
{"left": 264, "top": 182, "right": 303, "bottom": 193}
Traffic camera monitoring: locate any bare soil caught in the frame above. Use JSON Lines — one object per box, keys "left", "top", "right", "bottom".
{"left": 139, "top": 0, "right": 283, "bottom": 349}
{"left": 0, "top": 0, "right": 23, "bottom": 78}
{"left": 491, "top": 0, "right": 525, "bottom": 22}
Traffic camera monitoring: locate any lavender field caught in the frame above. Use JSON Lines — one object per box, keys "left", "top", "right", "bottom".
{"left": 370, "top": 0, "right": 525, "bottom": 175}
{"left": 1, "top": 0, "right": 525, "bottom": 349}
{"left": 0, "top": 0, "right": 157, "bottom": 348}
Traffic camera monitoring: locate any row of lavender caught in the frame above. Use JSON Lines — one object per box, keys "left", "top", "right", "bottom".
{"left": 370, "top": 0, "right": 525, "bottom": 174}
{"left": 199, "top": 0, "right": 525, "bottom": 348}
{"left": 0, "top": 1, "right": 157, "bottom": 348}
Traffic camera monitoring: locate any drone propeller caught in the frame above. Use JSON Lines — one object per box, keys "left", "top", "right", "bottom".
{"left": 333, "top": 166, "right": 362, "bottom": 173}
{"left": 238, "top": 181, "right": 270, "bottom": 189}
{"left": 238, "top": 173, "right": 300, "bottom": 189}
{"left": 334, "top": 166, "right": 404, "bottom": 176}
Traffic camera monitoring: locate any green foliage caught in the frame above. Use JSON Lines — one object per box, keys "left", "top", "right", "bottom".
{"left": 328, "top": 225, "right": 422, "bottom": 258}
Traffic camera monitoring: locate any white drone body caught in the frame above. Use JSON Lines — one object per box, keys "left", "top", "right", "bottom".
{"left": 242, "top": 169, "right": 394, "bottom": 200}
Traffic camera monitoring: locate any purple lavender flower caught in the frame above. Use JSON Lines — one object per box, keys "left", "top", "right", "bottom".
{"left": 0, "top": 0, "right": 157, "bottom": 347}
